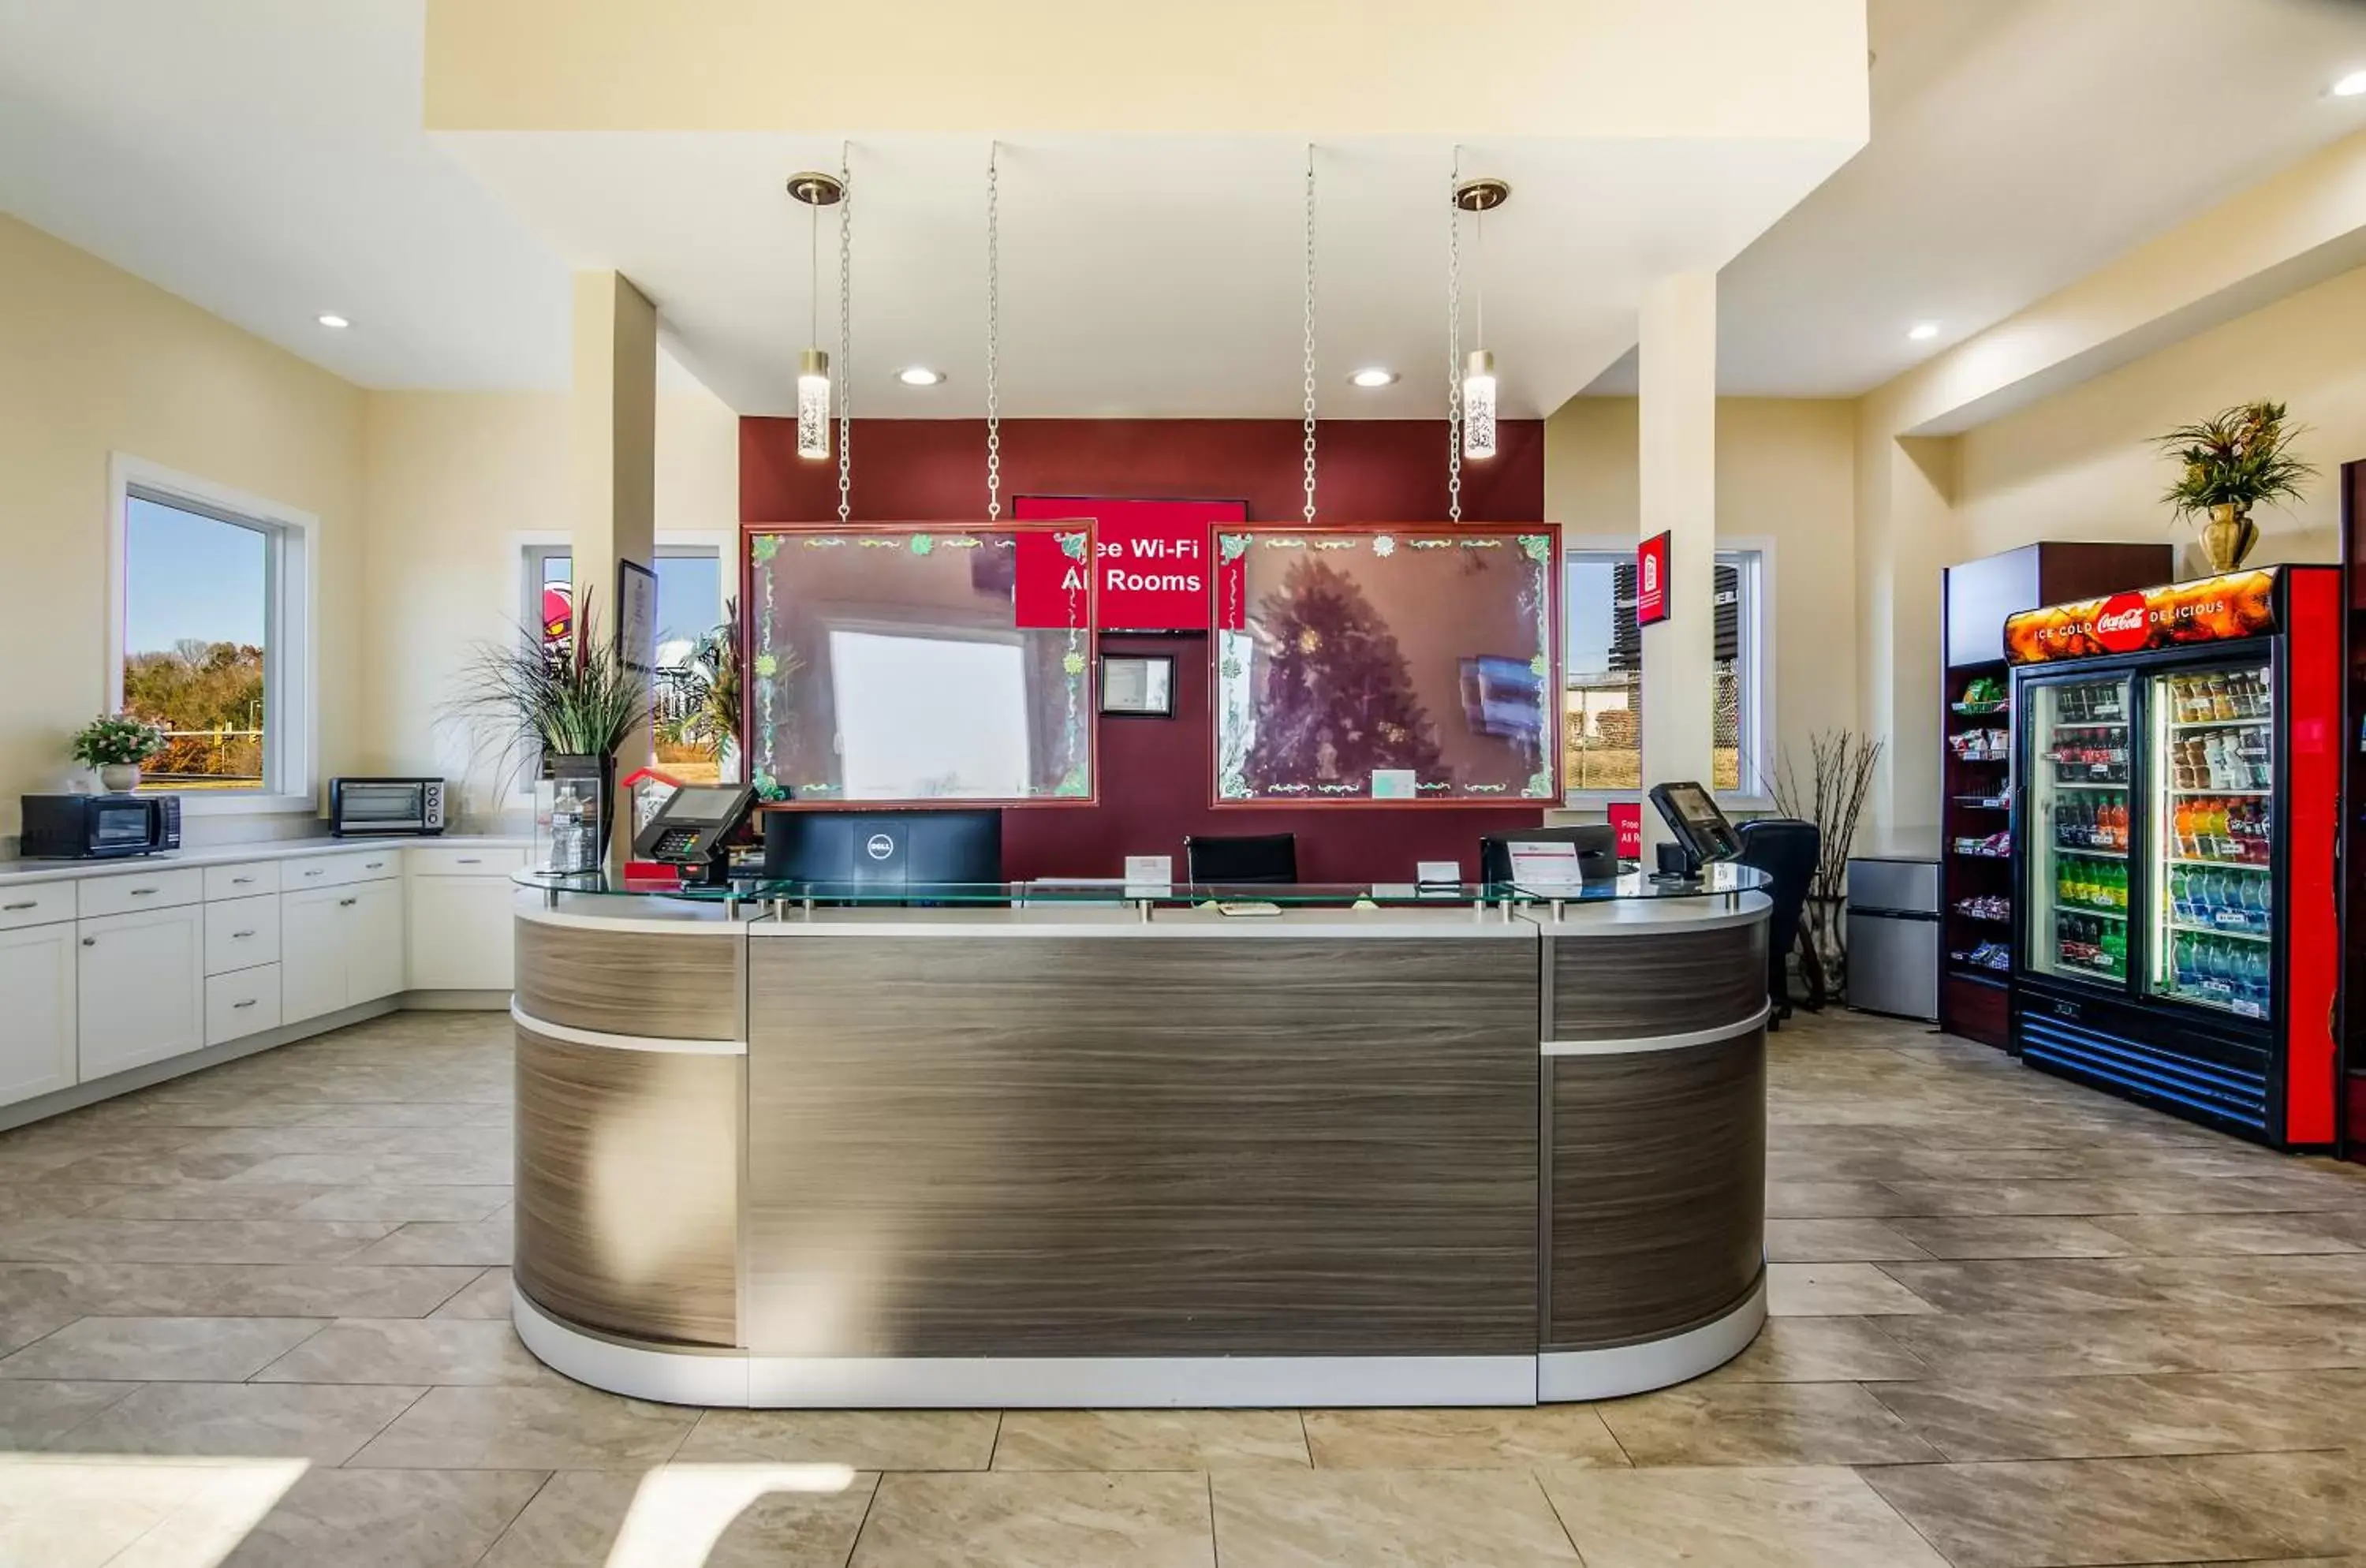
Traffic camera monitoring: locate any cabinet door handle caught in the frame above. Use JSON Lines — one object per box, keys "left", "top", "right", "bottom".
{"left": 364, "top": 861, "right": 386, "bottom": 870}
{"left": 233, "top": 998, "right": 259, "bottom": 1010}
{"left": 338, "top": 898, "right": 357, "bottom": 908}
{"left": 80, "top": 937, "right": 95, "bottom": 947}
{"left": 129, "top": 887, "right": 158, "bottom": 897}
{"left": 457, "top": 858, "right": 482, "bottom": 865}
{"left": 232, "top": 929, "right": 257, "bottom": 939}
{"left": 303, "top": 868, "right": 326, "bottom": 879}
{"left": 232, "top": 875, "right": 256, "bottom": 886}
{"left": 3, "top": 901, "right": 37, "bottom": 912}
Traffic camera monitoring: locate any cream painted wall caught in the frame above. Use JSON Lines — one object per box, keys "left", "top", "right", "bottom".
{"left": 358, "top": 381, "right": 739, "bottom": 816}
{"left": 0, "top": 213, "right": 365, "bottom": 842}
{"left": 1955, "top": 260, "right": 2365, "bottom": 574}
{"left": 1544, "top": 395, "right": 1857, "bottom": 803}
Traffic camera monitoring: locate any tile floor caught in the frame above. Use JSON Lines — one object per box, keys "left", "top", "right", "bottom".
{"left": 0, "top": 1006, "right": 2357, "bottom": 1565}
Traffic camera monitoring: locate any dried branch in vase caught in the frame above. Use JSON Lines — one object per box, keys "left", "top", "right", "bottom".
{"left": 1774, "top": 730, "right": 1885, "bottom": 1008}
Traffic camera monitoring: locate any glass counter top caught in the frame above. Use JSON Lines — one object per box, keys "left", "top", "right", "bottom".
{"left": 514, "top": 864, "right": 1769, "bottom": 909}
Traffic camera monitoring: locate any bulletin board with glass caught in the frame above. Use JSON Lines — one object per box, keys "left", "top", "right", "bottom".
{"left": 741, "top": 522, "right": 1098, "bottom": 805}
{"left": 1211, "top": 525, "right": 1560, "bottom": 805}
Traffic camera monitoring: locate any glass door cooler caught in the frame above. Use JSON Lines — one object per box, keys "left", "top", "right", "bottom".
{"left": 2005, "top": 566, "right": 2341, "bottom": 1150}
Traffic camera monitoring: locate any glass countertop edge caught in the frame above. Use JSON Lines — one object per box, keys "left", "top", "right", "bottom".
{"left": 513, "top": 865, "right": 1770, "bottom": 906}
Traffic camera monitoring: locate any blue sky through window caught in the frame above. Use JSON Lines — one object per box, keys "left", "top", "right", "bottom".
{"left": 125, "top": 496, "right": 266, "bottom": 654}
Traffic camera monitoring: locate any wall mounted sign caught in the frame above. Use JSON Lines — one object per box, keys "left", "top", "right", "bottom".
{"left": 1099, "top": 653, "right": 1176, "bottom": 716}
{"left": 2003, "top": 567, "right": 2278, "bottom": 665}
{"left": 1608, "top": 800, "right": 1643, "bottom": 861}
{"left": 617, "top": 558, "right": 659, "bottom": 673}
{"left": 1635, "top": 532, "right": 1670, "bottom": 628}
{"left": 1014, "top": 496, "right": 1248, "bottom": 631}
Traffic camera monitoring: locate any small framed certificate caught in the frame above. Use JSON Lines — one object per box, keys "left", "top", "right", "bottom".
{"left": 1099, "top": 653, "right": 1175, "bottom": 716}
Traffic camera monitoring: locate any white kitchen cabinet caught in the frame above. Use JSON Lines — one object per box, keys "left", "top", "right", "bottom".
{"left": 205, "top": 965, "right": 282, "bottom": 1045}
{"left": 77, "top": 904, "right": 205, "bottom": 1081}
{"left": 0, "top": 922, "right": 77, "bottom": 1106}
{"left": 406, "top": 875, "right": 516, "bottom": 991}
{"left": 280, "top": 878, "right": 405, "bottom": 1023}
{"left": 347, "top": 880, "right": 405, "bottom": 1004}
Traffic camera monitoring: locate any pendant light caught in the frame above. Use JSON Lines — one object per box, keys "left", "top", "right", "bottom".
{"left": 786, "top": 170, "right": 845, "bottom": 461}
{"left": 1454, "top": 176, "right": 1510, "bottom": 462}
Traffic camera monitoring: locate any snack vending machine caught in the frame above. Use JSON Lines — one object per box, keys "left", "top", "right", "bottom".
{"left": 2005, "top": 566, "right": 2341, "bottom": 1149}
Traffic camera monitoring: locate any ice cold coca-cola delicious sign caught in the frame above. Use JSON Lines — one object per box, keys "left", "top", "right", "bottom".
{"left": 1013, "top": 497, "right": 1248, "bottom": 631}
{"left": 2003, "top": 569, "right": 2279, "bottom": 665}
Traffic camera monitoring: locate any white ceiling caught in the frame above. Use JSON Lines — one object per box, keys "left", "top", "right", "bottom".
{"left": 0, "top": 0, "right": 569, "bottom": 390}
{"left": 1588, "top": 0, "right": 2366, "bottom": 398}
{"left": 6, "top": 1, "right": 2364, "bottom": 411}
{"left": 441, "top": 132, "right": 1851, "bottom": 420}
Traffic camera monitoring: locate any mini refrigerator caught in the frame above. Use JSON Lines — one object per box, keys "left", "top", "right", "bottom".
{"left": 1848, "top": 856, "right": 1942, "bottom": 1021}
{"left": 2006, "top": 565, "right": 2341, "bottom": 1149}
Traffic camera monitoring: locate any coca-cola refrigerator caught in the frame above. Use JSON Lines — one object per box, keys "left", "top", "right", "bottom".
{"left": 2005, "top": 565, "right": 2341, "bottom": 1150}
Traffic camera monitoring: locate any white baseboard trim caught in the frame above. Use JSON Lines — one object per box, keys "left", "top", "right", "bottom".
{"left": 1536, "top": 1276, "right": 1767, "bottom": 1402}
{"left": 513, "top": 1286, "right": 1760, "bottom": 1409}
{"left": 399, "top": 989, "right": 512, "bottom": 1011}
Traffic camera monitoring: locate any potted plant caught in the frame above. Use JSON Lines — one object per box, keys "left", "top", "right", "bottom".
{"left": 2154, "top": 401, "right": 2315, "bottom": 575}
{"left": 451, "top": 599, "right": 647, "bottom": 872}
{"left": 71, "top": 713, "right": 166, "bottom": 793}
{"left": 655, "top": 599, "right": 746, "bottom": 782}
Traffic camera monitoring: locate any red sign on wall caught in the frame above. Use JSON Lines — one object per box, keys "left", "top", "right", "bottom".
{"left": 1012, "top": 528, "right": 1092, "bottom": 629}
{"left": 1014, "top": 496, "right": 1247, "bottom": 630}
{"left": 1636, "top": 532, "right": 1671, "bottom": 627}
{"left": 1608, "top": 801, "right": 1643, "bottom": 861}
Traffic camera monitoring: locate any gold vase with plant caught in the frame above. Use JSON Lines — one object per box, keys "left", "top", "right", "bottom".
{"left": 2154, "top": 401, "right": 2314, "bottom": 576}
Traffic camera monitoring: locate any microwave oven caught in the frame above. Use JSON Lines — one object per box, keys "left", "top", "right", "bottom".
{"left": 20, "top": 793, "right": 181, "bottom": 860}
{"left": 329, "top": 777, "right": 446, "bottom": 837}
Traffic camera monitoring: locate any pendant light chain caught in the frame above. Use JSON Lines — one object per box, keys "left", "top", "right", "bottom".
{"left": 1301, "top": 146, "right": 1318, "bottom": 525}
{"left": 984, "top": 144, "right": 1002, "bottom": 523}
{"left": 1446, "top": 154, "right": 1464, "bottom": 524}
{"left": 836, "top": 145, "right": 853, "bottom": 525}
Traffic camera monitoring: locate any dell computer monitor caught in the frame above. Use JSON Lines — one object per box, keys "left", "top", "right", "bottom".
{"left": 1479, "top": 824, "right": 1619, "bottom": 890}
{"left": 761, "top": 808, "right": 1003, "bottom": 900}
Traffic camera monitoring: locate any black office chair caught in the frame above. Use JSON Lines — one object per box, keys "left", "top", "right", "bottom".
{"left": 1184, "top": 832, "right": 1299, "bottom": 886}
{"left": 1733, "top": 817, "right": 1819, "bottom": 1029}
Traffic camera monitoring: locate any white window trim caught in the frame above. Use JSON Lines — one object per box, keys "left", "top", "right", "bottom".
{"left": 106, "top": 454, "right": 318, "bottom": 817}
{"left": 1559, "top": 532, "right": 1776, "bottom": 812}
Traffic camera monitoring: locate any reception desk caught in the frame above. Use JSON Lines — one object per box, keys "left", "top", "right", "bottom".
{"left": 509, "top": 874, "right": 1770, "bottom": 1408}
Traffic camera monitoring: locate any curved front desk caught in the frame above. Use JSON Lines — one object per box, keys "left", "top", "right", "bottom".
{"left": 509, "top": 879, "right": 1768, "bottom": 1408}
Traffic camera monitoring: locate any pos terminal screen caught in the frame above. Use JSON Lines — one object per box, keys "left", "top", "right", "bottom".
{"left": 1650, "top": 780, "right": 1743, "bottom": 866}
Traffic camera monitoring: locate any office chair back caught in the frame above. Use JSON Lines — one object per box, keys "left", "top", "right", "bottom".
{"left": 1733, "top": 816, "right": 1819, "bottom": 1021}
{"left": 1184, "top": 832, "right": 1299, "bottom": 885}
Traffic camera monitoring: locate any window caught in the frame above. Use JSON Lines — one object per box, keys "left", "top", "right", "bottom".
{"left": 110, "top": 461, "right": 312, "bottom": 805}
{"left": 1563, "top": 543, "right": 1768, "bottom": 800}
{"left": 521, "top": 541, "right": 728, "bottom": 781}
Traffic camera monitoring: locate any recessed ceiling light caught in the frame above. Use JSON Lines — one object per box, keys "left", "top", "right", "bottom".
{"left": 897, "top": 366, "right": 945, "bottom": 386}
{"left": 1908, "top": 321, "right": 1940, "bottom": 341}
{"left": 1349, "top": 367, "right": 1398, "bottom": 388}
{"left": 2334, "top": 69, "right": 2366, "bottom": 97}
{"left": 315, "top": 313, "right": 350, "bottom": 330}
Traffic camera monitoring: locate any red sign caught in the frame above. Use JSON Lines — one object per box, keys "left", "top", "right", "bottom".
{"left": 1014, "top": 497, "right": 1245, "bottom": 630}
{"left": 1636, "top": 532, "right": 1671, "bottom": 627}
{"left": 1609, "top": 801, "right": 1643, "bottom": 861}
{"left": 2004, "top": 569, "right": 2278, "bottom": 665}
{"left": 1013, "top": 528, "right": 1092, "bottom": 629}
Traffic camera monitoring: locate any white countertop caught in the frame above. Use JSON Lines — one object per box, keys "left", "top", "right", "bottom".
{"left": 0, "top": 835, "right": 531, "bottom": 887}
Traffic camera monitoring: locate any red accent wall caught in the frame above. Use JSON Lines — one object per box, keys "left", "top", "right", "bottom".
{"left": 741, "top": 417, "right": 1551, "bottom": 883}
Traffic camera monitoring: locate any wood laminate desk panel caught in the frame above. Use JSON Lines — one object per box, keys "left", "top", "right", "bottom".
{"left": 745, "top": 932, "right": 1539, "bottom": 1357}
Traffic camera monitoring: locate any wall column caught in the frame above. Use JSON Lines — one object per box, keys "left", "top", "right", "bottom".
{"left": 1852, "top": 422, "right": 1957, "bottom": 842}
{"left": 569, "top": 271, "right": 659, "bottom": 865}
{"left": 1636, "top": 271, "right": 1717, "bottom": 850}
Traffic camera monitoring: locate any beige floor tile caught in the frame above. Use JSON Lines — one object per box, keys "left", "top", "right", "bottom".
{"left": 1537, "top": 1465, "right": 1949, "bottom": 1566}
{"left": 1882, "top": 1254, "right": 2366, "bottom": 1313}
{"left": 291, "top": 1186, "right": 513, "bottom": 1223}
{"left": 1764, "top": 1180, "right": 1916, "bottom": 1218}
{"left": 252, "top": 1317, "right": 557, "bottom": 1386}
{"left": 345, "top": 1215, "right": 513, "bottom": 1267}
{"left": 679, "top": 1408, "right": 998, "bottom": 1470}
{"left": 0, "top": 1261, "right": 483, "bottom": 1319}
{"left": 2088, "top": 1211, "right": 2364, "bottom": 1256}
{"left": 1300, "top": 1406, "right": 1624, "bottom": 1469}
{"left": 47, "top": 1380, "right": 424, "bottom": 1464}
{"left": 1764, "top": 1218, "right": 1932, "bottom": 1262}
{"left": 1861, "top": 1456, "right": 2308, "bottom": 1568}
{"left": 856, "top": 1470, "right": 1215, "bottom": 1567}
{"left": 1886, "top": 1215, "right": 2136, "bottom": 1259}
{"left": 0, "top": 1455, "right": 295, "bottom": 1568}
{"left": 0, "top": 1316, "right": 326, "bottom": 1382}
{"left": 1702, "top": 1316, "right": 1931, "bottom": 1383}
{"left": 351, "top": 1383, "right": 695, "bottom": 1469}
{"left": 0, "top": 1218, "right": 394, "bottom": 1265}
{"left": 1875, "top": 1304, "right": 2366, "bottom": 1378}
{"left": 1594, "top": 1380, "right": 1941, "bottom": 1466}
{"left": 996, "top": 1409, "right": 1308, "bottom": 1470}
{"left": 0, "top": 1379, "right": 142, "bottom": 1446}
{"left": 1766, "top": 1262, "right": 1938, "bottom": 1316}
{"left": 429, "top": 1266, "right": 514, "bottom": 1319}
{"left": 1866, "top": 1369, "right": 2366, "bottom": 1461}
{"left": 2175, "top": 1449, "right": 2366, "bottom": 1558}
{"left": 211, "top": 1466, "right": 546, "bottom": 1568}
{"left": 482, "top": 1466, "right": 880, "bottom": 1568}
{"left": 1211, "top": 1469, "right": 1578, "bottom": 1567}
{"left": 77, "top": 1186, "right": 338, "bottom": 1221}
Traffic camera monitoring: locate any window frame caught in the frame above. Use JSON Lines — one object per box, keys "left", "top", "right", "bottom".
{"left": 1560, "top": 534, "right": 1774, "bottom": 812}
{"left": 106, "top": 454, "right": 317, "bottom": 816}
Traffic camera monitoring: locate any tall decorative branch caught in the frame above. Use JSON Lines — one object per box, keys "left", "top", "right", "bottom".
{"left": 1774, "top": 730, "right": 1884, "bottom": 1007}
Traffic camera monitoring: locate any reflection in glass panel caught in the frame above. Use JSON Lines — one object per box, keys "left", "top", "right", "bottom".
{"left": 747, "top": 528, "right": 1092, "bottom": 802}
{"left": 1216, "top": 529, "right": 1557, "bottom": 802}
